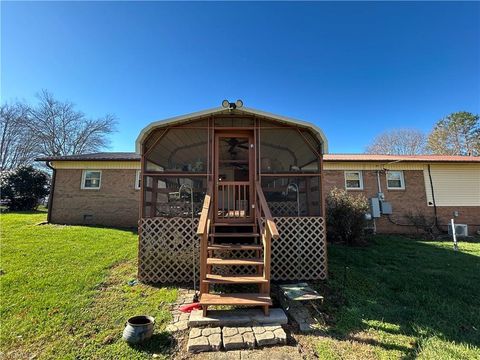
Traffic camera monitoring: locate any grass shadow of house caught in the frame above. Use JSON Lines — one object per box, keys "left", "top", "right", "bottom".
{"left": 78, "top": 224, "right": 139, "bottom": 235}
{"left": 312, "top": 235, "right": 480, "bottom": 358}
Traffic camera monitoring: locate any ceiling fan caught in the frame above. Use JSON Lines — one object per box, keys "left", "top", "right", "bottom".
{"left": 223, "top": 138, "right": 249, "bottom": 157}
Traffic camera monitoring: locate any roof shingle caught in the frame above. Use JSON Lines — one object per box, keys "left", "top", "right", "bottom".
{"left": 323, "top": 154, "right": 480, "bottom": 162}
{"left": 35, "top": 152, "right": 140, "bottom": 162}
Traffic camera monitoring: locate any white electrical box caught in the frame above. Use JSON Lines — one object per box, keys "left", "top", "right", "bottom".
{"left": 380, "top": 201, "right": 393, "bottom": 215}
{"left": 370, "top": 198, "right": 381, "bottom": 218}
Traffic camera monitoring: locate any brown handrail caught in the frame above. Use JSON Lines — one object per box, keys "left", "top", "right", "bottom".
{"left": 255, "top": 182, "right": 279, "bottom": 239}
{"left": 197, "top": 183, "right": 213, "bottom": 294}
{"left": 197, "top": 184, "right": 213, "bottom": 236}
{"left": 254, "top": 181, "right": 279, "bottom": 298}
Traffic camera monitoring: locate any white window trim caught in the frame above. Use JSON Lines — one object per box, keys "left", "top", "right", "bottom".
{"left": 344, "top": 170, "right": 364, "bottom": 190}
{"left": 135, "top": 170, "right": 141, "bottom": 190}
{"left": 386, "top": 170, "right": 405, "bottom": 190}
{"left": 81, "top": 170, "right": 102, "bottom": 190}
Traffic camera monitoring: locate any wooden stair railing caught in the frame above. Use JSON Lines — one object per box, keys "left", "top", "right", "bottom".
{"left": 254, "top": 181, "right": 280, "bottom": 301}
{"left": 197, "top": 182, "right": 279, "bottom": 317}
{"left": 197, "top": 183, "right": 213, "bottom": 295}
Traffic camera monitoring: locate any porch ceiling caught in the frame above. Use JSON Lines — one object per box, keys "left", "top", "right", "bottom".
{"left": 135, "top": 106, "right": 329, "bottom": 154}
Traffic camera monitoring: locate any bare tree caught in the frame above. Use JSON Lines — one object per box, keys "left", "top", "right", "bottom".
{"left": 365, "top": 129, "right": 427, "bottom": 155}
{"left": 0, "top": 103, "right": 38, "bottom": 170}
{"left": 26, "top": 90, "right": 116, "bottom": 157}
{"left": 427, "top": 111, "right": 479, "bottom": 156}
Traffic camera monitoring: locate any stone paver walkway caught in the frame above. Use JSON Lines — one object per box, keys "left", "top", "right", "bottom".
{"left": 164, "top": 289, "right": 303, "bottom": 356}
{"left": 222, "top": 327, "right": 256, "bottom": 350}
{"left": 187, "top": 325, "right": 287, "bottom": 353}
{"left": 193, "top": 346, "right": 304, "bottom": 360}
{"left": 252, "top": 325, "right": 286, "bottom": 346}
{"left": 165, "top": 289, "right": 195, "bottom": 333}
{"left": 187, "top": 327, "right": 222, "bottom": 353}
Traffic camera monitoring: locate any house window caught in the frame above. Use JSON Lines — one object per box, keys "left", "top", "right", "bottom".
{"left": 135, "top": 170, "right": 141, "bottom": 190}
{"left": 345, "top": 171, "right": 363, "bottom": 190}
{"left": 386, "top": 171, "right": 405, "bottom": 190}
{"left": 81, "top": 170, "right": 101, "bottom": 189}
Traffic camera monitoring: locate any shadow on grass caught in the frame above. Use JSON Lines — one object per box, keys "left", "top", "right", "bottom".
{"left": 346, "top": 334, "right": 416, "bottom": 358}
{"left": 1, "top": 208, "right": 48, "bottom": 214}
{"left": 1, "top": 209, "right": 139, "bottom": 234}
{"left": 129, "top": 331, "right": 176, "bottom": 357}
{"left": 78, "top": 223, "right": 139, "bottom": 235}
{"left": 312, "top": 235, "right": 480, "bottom": 358}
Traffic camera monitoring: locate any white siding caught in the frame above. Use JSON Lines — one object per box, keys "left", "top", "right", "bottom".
{"left": 423, "top": 164, "right": 480, "bottom": 206}
{"left": 323, "top": 162, "right": 424, "bottom": 170}
{"left": 52, "top": 160, "right": 141, "bottom": 170}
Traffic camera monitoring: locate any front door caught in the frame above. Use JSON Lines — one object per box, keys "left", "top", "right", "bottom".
{"left": 214, "top": 131, "right": 254, "bottom": 223}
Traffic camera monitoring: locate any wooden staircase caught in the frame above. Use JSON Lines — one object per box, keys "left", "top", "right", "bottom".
{"left": 197, "top": 182, "right": 279, "bottom": 317}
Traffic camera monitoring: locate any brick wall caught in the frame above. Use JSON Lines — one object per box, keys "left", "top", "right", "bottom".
{"left": 51, "top": 169, "right": 140, "bottom": 227}
{"left": 323, "top": 170, "right": 480, "bottom": 234}
{"left": 49, "top": 167, "right": 479, "bottom": 235}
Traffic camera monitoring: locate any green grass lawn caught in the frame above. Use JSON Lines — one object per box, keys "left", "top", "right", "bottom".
{"left": 1, "top": 212, "right": 479, "bottom": 359}
{"left": 314, "top": 236, "right": 480, "bottom": 360}
{"left": 0, "top": 211, "right": 177, "bottom": 359}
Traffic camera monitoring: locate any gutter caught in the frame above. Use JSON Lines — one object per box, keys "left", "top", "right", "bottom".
{"left": 45, "top": 161, "right": 56, "bottom": 223}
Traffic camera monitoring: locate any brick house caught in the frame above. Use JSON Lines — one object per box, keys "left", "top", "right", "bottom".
{"left": 40, "top": 152, "right": 480, "bottom": 234}
{"left": 37, "top": 105, "right": 479, "bottom": 312}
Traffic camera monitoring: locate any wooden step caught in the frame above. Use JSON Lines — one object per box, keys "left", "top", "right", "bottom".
{"left": 206, "top": 257, "right": 264, "bottom": 266}
{"left": 208, "top": 244, "right": 263, "bottom": 251}
{"left": 214, "top": 223, "right": 255, "bottom": 227}
{"left": 203, "top": 274, "right": 268, "bottom": 284}
{"left": 200, "top": 293, "right": 272, "bottom": 306}
{"left": 210, "top": 233, "right": 259, "bottom": 238}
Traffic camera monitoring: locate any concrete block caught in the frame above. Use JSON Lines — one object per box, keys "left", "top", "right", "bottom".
{"left": 189, "top": 308, "right": 287, "bottom": 327}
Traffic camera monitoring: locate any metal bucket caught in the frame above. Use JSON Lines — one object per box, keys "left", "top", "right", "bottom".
{"left": 122, "top": 315, "right": 155, "bottom": 344}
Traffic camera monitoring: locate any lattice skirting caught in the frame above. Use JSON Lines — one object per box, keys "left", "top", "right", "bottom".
{"left": 271, "top": 217, "right": 327, "bottom": 280}
{"left": 138, "top": 217, "right": 200, "bottom": 283}
{"left": 138, "top": 216, "right": 327, "bottom": 284}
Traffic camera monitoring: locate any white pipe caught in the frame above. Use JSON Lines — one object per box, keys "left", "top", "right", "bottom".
{"left": 451, "top": 218, "right": 458, "bottom": 251}
{"left": 376, "top": 170, "right": 382, "bottom": 194}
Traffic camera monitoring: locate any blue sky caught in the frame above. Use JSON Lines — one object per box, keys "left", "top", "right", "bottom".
{"left": 2, "top": 1, "right": 479, "bottom": 153}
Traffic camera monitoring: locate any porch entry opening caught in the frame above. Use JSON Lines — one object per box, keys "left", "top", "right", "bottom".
{"left": 214, "top": 131, "right": 254, "bottom": 222}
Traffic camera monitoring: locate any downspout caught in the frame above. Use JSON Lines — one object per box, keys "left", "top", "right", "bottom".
{"left": 427, "top": 164, "right": 440, "bottom": 231}
{"left": 374, "top": 170, "right": 383, "bottom": 234}
{"left": 376, "top": 170, "right": 382, "bottom": 195}
{"left": 45, "top": 161, "right": 56, "bottom": 223}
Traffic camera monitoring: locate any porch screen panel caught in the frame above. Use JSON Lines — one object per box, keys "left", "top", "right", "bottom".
{"left": 145, "top": 129, "right": 208, "bottom": 173}
{"left": 214, "top": 117, "right": 254, "bottom": 127}
{"left": 261, "top": 177, "right": 321, "bottom": 217}
{"left": 259, "top": 128, "right": 319, "bottom": 173}
{"left": 143, "top": 176, "right": 207, "bottom": 218}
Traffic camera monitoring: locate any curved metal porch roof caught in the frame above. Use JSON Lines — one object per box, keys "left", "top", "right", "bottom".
{"left": 135, "top": 106, "right": 329, "bottom": 154}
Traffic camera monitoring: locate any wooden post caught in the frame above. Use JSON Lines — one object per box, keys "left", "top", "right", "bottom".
{"left": 319, "top": 156, "right": 325, "bottom": 218}
{"left": 319, "top": 155, "right": 327, "bottom": 278}
{"left": 150, "top": 177, "right": 158, "bottom": 218}
{"left": 263, "top": 231, "right": 271, "bottom": 294}
{"left": 255, "top": 181, "right": 279, "bottom": 308}
{"left": 197, "top": 189, "right": 212, "bottom": 295}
